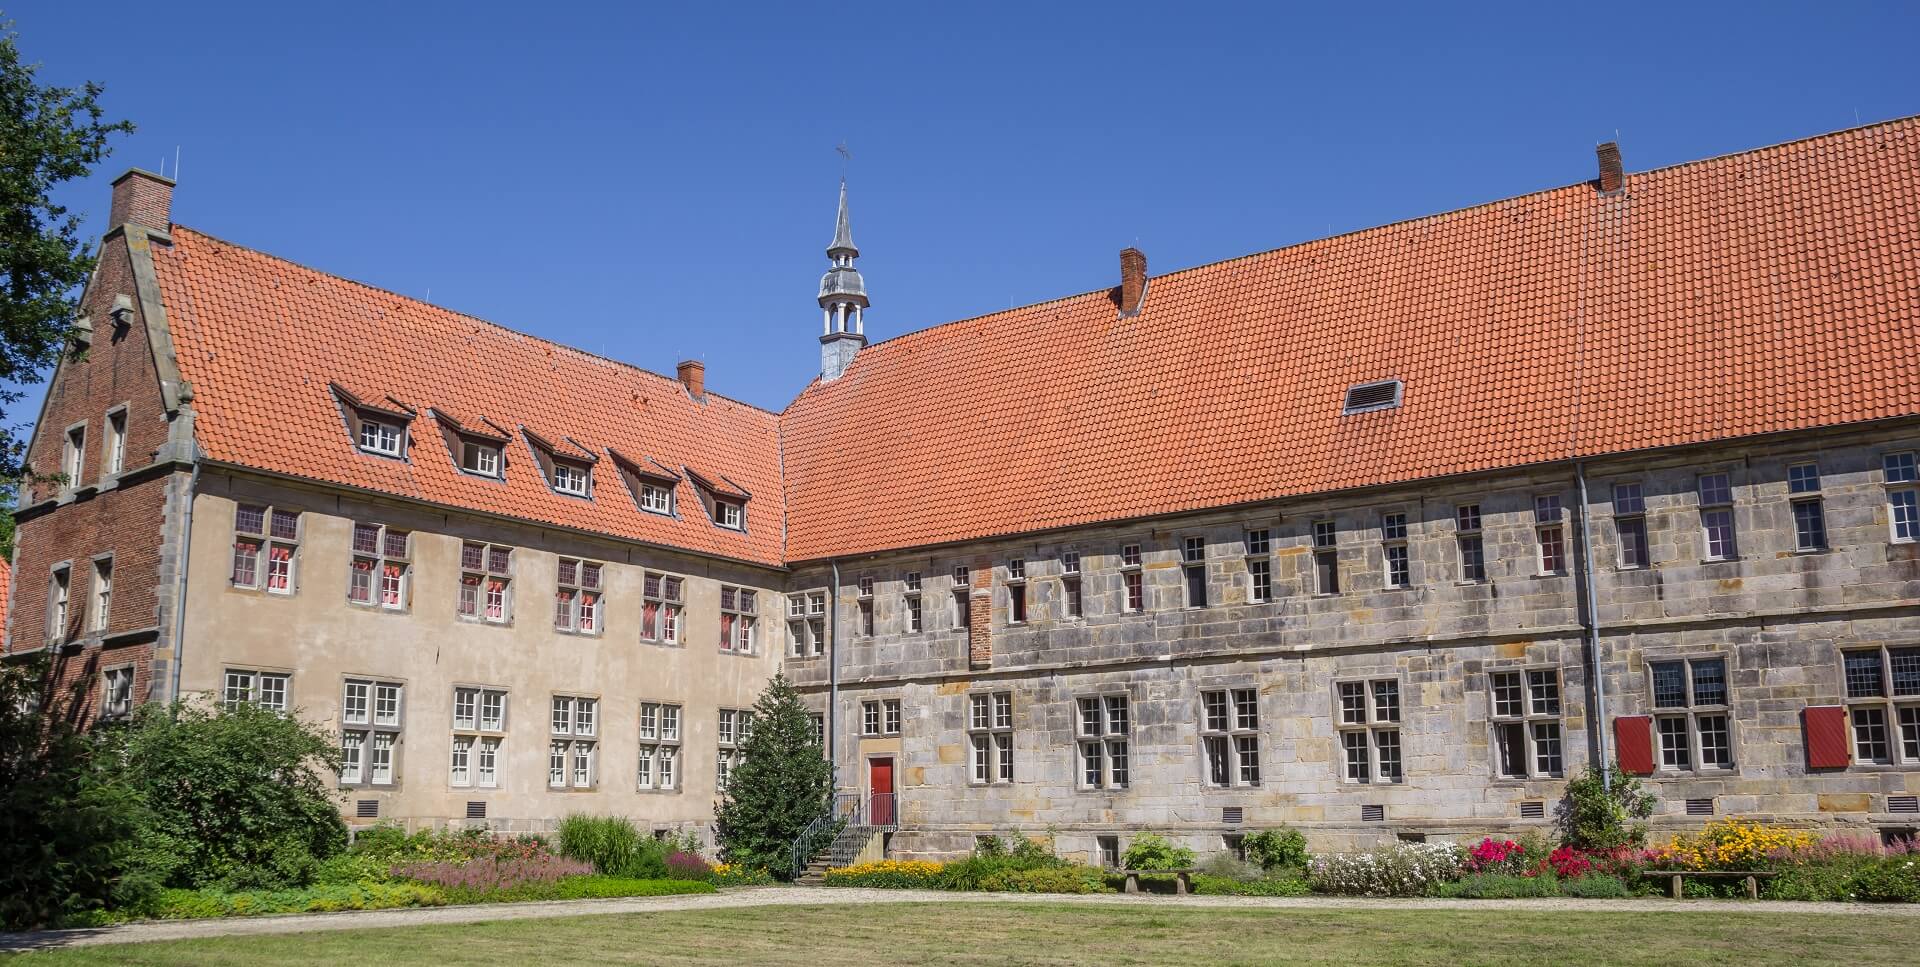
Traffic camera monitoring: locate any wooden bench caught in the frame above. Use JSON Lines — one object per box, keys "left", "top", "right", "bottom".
{"left": 1119, "top": 868, "right": 1197, "bottom": 895}
{"left": 1647, "top": 870, "right": 1778, "bottom": 900}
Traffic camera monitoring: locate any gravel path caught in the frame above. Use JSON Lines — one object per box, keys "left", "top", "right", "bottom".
{"left": 5, "top": 887, "right": 1917, "bottom": 951}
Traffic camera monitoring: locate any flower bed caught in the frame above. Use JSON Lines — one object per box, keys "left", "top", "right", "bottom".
{"left": 822, "top": 860, "right": 946, "bottom": 889}
{"left": 1309, "top": 842, "right": 1466, "bottom": 897}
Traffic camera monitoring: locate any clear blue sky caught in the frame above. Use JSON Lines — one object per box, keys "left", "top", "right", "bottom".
{"left": 12, "top": 0, "right": 1919, "bottom": 414}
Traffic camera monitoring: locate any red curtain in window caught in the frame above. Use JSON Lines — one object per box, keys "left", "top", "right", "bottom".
{"left": 1802, "top": 705, "right": 1851, "bottom": 769}
{"left": 1613, "top": 716, "right": 1654, "bottom": 775}
{"left": 266, "top": 546, "right": 293, "bottom": 590}
{"left": 719, "top": 613, "right": 735, "bottom": 650}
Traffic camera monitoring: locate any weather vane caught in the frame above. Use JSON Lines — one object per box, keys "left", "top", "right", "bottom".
{"left": 836, "top": 142, "right": 851, "bottom": 178}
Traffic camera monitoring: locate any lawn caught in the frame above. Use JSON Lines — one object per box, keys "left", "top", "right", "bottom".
{"left": 17, "top": 902, "right": 1913, "bottom": 966}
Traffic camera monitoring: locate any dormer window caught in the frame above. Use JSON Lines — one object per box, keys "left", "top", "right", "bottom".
{"left": 552, "top": 461, "right": 590, "bottom": 497}
{"left": 461, "top": 440, "right": 501, "bottom": 478}
{"left": 358, "top": 418, "right": 402, "bottom": 456}
{"left": 716, "top": 499, "right": 744, "bottom": 530}
{"left": 640, "top": 481, "right": 673, "bottom": 515}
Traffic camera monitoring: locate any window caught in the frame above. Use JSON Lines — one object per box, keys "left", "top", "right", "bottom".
{"left": 969, "top": 692, "right": 1014, "bottom": 783}
{"left": 1076, "top": 695, "right": 1130, "bottom": 790}
{"left": 637, "top": 702, "right": 682, "bottom": 790}
{"left": 1380, "top": 513, "right": 1410, "bottom": 588}
{"left": 104, "top": 408, "right": 126, "bottom": 475}
{"left": 1342, "top": 378, "right": 1403, "bottom": 414}
{"left": 1613, "top": 483, "right": 1649, "bottom": 569}
{"left": 638, "top": 480, "right": 673, "bottom": 515}
{"left": 952, "top": 566, "right": 972, "bottom": 629}
{"left": 1181, "top": 537, "right": 1208, "bottom": 607}
{"left": 1202, "top": 688, "right": 1261, "bottom": 787}
{"left": 90, "top": 558, "right": 112, "bottom": 631}
{"left": 549, "top": 695, "right": 597, "bottom": 789}
{"left": 232, "top": 504, "right": 300, "bottom": 594}
{"left": 904, "top": 571, "right": 924, "bottom": 633}
{"left": 357, "top": 417, "right": 403, "bottom": 457}
{"left": 452, "top": 686, "right": 507, "bottom": 788}
{"left": 1698, "top": 473, "right": 1737, "bottom": 560}
{"left": 62, "top": 424, "right": 85, "bottom": 486}
{"left": 1456, "top": 504, "right": 1486, "bottom": 582}
{"left": 1097, "top": 835, "right": 1121, "bottom": 869}
{"left": 1648, "top": 657, "right": 1733, "bottom": 770}
{"left": 717, "top": 708, "right": 752, "bottom": 788}
{"left": 1532, "top": 495, "right": 1566, "bottom": 575}
{"left": 642, "top": 572, "right": 685, "bottom": 644}
{"left": 1841, "top": 646, "right": 1920, "bottom": 765}
{"left": 786, "top": 591, "right": 826, "bottom": 657}
{"left": 1313, "top": 520, "right": 1339, "bottom": 593}
{"left": 1885, "top": 452, "right": 1917, "bottom": 544}
{"left": 349, "top": 523, "right": 411, "bottom": 610}
{"left": 1007, "top": 559, "right": 1027, "bottom": 624}
{"left": 460, "top": 440, "right": 501, "bottom": 477}
{"left": 551, "top": 461, "right": 590, "bottom": 497}
{"left": 862, "top": 699, "right": 902, "bottom": 737}
{"left": 1490, "top": 669, "right": 1565, "bottom": 778}
{"left": 457, "top": 542, "right": 513, "bottom": 622}
{"left": 715, "top": 499, "right": 744, "bottom": 530}
{"left": 856, "top": 576, "right": 875, "bottom": 635}
{"left": 1245, "top": 529, "right": 1272, "bottom": 603}
{"left": 222, "top": 668, "right": 290, "bottom": 713}
{"left": 340, "top": 678, "right": 402, "bottom": 786}
{"left": 1337, "top": 679, "right": 1403, "bottom": 783}
{"left": 1120, "top": 544, "right": 1144, "bottom": 613}
{"left": 1060, "top": 553, "right": 1083, "bottom": 618}
{"left": 719, "top": 585, "right": 757, "bottom": 652}
{"left": 554, "top": 558, "right": 604, "bottom": 634}
{"left": 94, "top": 666, "right": 135, "bottom": 721}
{"left": 47, "top": 565, "right": 70, "bottom": 643}
{"left": 1785, "top": 463, "right": 1827, "bottom": 551}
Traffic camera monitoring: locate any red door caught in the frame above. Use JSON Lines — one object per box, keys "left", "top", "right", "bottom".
{"left": 868, "top": 757, "right": 895, "bottom": 826}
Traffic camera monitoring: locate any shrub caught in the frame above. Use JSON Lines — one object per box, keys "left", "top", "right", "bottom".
{"left": 350, "top": 825, "right": 548, "bottom": 865}
{"left": 666, "top": 850, "right": 713, "bottom": 880}
{"left": 1850, "top": 858, "right": 1920, "bottom": 903}
{"left": 1436, "top": 872, "right": 1560, "bottom": 899}
{"left": 1193, "top": 873, "right": 1312, "bottom": 897}
{"left": 1121, "top": 834, "right": 1196, "bottom": 871}
{"left": 821, "top": 860, "right": 945, "bottom": 889}
{"left": 1308, "top": 842, "right": 1466, "bottom": 897}
{"left": 558, "top": 815, "right": 668, "bottom": 878}
{"left": 1557, "top": 763, "right": 1656, "bottom": 851}
{"left": 974, "top": 866, "right": 1113, "bottom": 894}
{"left": 1644, "top": 819, "right": 1816, "bottom": 871}
{"left": 150, "top": 882, "right": 445, "bottom": 919}
{"left": 1465, "top": 838, "right": 1530, "bottom": 876}
{"left": 1558, "top": 874, "right": 1633, "bottom": 899}
{"left": 394, "top": 855, "right": 593, "bottom": 892}
{"left": 312, "top": 852, "right": 396, "bottom": 886}
{"left": 711, "top": 863, "right": 778, "bottom": 887}
{"left": 435, "top": 875, "right": 715, "bottom": 905}
{"left": 1243, "top": 829, "right": 1309, "bottom": 871}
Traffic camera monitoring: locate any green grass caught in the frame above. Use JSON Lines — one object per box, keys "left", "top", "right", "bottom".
{"left": 16, "top": 901, "right": 1916, "bottom": 965}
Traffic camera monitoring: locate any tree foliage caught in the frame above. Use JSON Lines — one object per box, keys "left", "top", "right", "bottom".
{"left": 1556, "top": 761, "right": 1657, "bottom": 850}
{"left": 0, "top": 19, "right": 134, "bottom": 479}
{"left": 712, "top": 674, "right": 836, "bottom": 876}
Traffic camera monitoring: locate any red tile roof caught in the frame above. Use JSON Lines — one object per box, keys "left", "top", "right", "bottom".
{"left": 780, "top": 117, "right": 1920, "bottom": 561}
{"left": 154, "top": 229, "right": 787, "bottom": 567}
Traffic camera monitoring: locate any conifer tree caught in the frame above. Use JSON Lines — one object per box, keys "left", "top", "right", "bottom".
{"left": 713, "top": 673, "right": 838, "bottom": 877}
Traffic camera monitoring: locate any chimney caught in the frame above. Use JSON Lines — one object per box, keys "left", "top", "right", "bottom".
{"left": 676, "top": 359, "right": 706, "bottom": 401}
{"left": 1595, "top": 142, "right": 1624, "bottom": 194}
{"left": 1118, "top": 247, "right": 1147, "bottom": 317}
{"left": 110, "top": 168, "right": 175, "bottom": 231}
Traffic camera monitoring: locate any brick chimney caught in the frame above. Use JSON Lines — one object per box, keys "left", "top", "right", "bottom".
{"left": 1595, "top": 142, "right": 1624, "bottom": 194}
{"left": 676, "top": 359, "right": 705, "bottom": 401}
{"left": 110, "top": 169, "right": 175, "bottom": 231}
{"left": 1118, "top": 247, "right": 1148, "bottom": 317}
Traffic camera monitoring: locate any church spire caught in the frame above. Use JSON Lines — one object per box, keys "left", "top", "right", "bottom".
{"left": 818, "top": 178, "right": 869, "bottom": 382}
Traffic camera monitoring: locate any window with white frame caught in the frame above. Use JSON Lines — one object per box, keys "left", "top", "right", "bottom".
{"left": 637, "top": 702, "right": 681, "bottom": 790}
{"left": 1202, "top": 688, "right": 1261, "bottom": 787}
{"left": 1613, "top": 483, "right": 1649, "bottom": 568}
{"left": 100, "top": 666, "right": 134, "bottom": 721}
{"left": 861, "top": 698, "right": 901, "bottom": 737}
{"left": 456, "top": 542, "right": 513, "bottom": 622}
{"left": 1456, "top": 504, "right": 1487, "bottom": 582}
{"left": 1060, "top": 553, "right": 1083, "bottom": 618}
{"left": 717, "top": 708, "right": 753, "bottom": 788}
{"left": 1650, "top": 657, "right": 1732, "bottom": 771}
{"left": 1313, "top": 520, "right": 1339, "bottom": 593}
{"left": 1842, "top": 646, "right": 1920, "bottom": 766}
{"left": 549, "top": 695, "right": 597, "bottom": 789}
{"left": 787, "top": 591, "right": 825, "bottom": 657}
{"left": 1490, "top": 669, "right": 1564, "bottom": 778}
{"left": 641, "top": 572, "right": 685, "bottom": 644}
{"left": 46, "top": 565, "right": 70, "bottom": 643}
{"left": 222, "top": 668, "right": 290, "bottom": 713}
{"left": 459, "top": 439, "right": 502, "bottom": 477}
{"left": 1006, "top": 558, "right": 1027, "bottom": 624}
{"left": 232, "top": 504, "right": 300, "bottom": 594}
{"left": 554, "top": 558, "right": 604, "bottom": 634}
{"left": 715, "top": 498, "right": 744, "bottom": 530}
{"left": 1380, "top": 513, "right": 1410, "bottom": 588}
{"left": 1182, "top": 537, "right": 1208, "bottom": 607}
{"left": 1787, "top": 462, "right": 1828, "bottom": 551}
{"left": 90, "top": 557, "right": 112, "bottom": 632}
{"left": 551, "top": 460, "right": 590, "bottom": 497}
{"left": 1076, "top": 695, "right": 1130, "bottom": 790}
{"left": 1337, "top": 679, "right": 1403, "bottom": 783}
{"left": 357, "top": 416, "right": 403, "bottom": 457}
{"left": 62, "top": 424, "right": 85, "bottom": 486}
{"left": 1120, "top": 543, "right": 1144, "bottom": 612}
{"left": 349, "top": 522, "right": 410, "bottom": 610}
{"left": 104, "top": 408, "right": 126, "bottom": 475}
{"left": 340, "top": 678, "right": 402, "bottom": 786}
{"left": 1245, "top": 529, "right": 1272, "bottom": 603}
{"left": 1697, "top": 472, "right": 1738, "bottom": 560}
{"left": 638, "top": 479, "right": 674, "bottom": 515}
{"left": 904, "top": 571, "right": 924, "bottom": 632}
{"left": 1534, "top": 495, "right": 1567, "bottom": 575}
{"left": 969, "top": 692, "right": 1013, "bottom": 783}
{"left": 720, "top": 585, "right": 757, "bottom": 653}
{"left": 452, "top": 686, "right": 508, "bottom": 788}
{"left": 1884, "top": 452, "right": 1917, "bottom": 544}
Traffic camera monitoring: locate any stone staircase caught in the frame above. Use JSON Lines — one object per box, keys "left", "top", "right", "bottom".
{"left": 795, "top": 823, "right": 888, "bottom": 884}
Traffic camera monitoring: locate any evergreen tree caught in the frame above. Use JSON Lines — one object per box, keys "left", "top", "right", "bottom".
{"left": 713, "top": 673, "right": 837, "bottom": 877}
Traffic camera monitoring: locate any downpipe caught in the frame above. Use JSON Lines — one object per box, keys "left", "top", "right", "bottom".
{"left": 1575, "top": 461, "right": 1611, "bottom": 792}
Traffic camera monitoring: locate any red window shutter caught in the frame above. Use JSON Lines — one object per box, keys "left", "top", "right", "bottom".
{"left": 1803, "top": 705, "right": 1852, "bottom": 769}
{"left": 1614, "top": 716, "right": 1654, "bottom": 775}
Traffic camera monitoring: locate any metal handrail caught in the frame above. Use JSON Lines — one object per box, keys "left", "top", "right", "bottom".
{"left": 788, "top": 792, "right": 859, "bottom": 879}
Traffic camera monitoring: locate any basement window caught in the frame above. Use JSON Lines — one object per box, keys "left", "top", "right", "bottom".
{"left": 1342, "top": 379, "right": 1403, "bottom": 415}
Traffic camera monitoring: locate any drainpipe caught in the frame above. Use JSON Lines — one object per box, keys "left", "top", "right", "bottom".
{"left": 167, "top": 460, "right": 201, "bottom": 713}
{"left": 827, "top": 559, "right": 842, "bottom": 794}
{"left": 1574, "top": 461, "right": 1611, "bottom": 792}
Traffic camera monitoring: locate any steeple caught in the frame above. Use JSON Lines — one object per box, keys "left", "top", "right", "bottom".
{"left": 818, "top": 179, "right": 869, "bottom": 382}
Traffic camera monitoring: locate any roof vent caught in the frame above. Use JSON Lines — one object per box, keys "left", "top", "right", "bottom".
{"left": 1519, "top": 801, "right": 1545, "bottom": 819}
{"left": 1342, "top": 379, "right": 1403, "bottom": 415}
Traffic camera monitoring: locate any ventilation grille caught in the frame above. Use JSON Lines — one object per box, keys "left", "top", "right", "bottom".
{"left": 1685, "top": 798, "right": 1715, "bottom": 816}
{"left": 1361, "top": 804, "right": 1386, "bottom": 822}
{"left": 466, "top": 801, "right": 487, "bottom": 820}
{"left": 355, "top": 800, "right": 379, "bottom": 819}
{"left": 1890, "top": 796, "right": 1920, "bottom": 815}
{"left": 1342, "top": 379, "right": 1403, "bottom": 415}
{"left": 1222, "top": 807, "right": 1244, "bottom": 825}
{"left": 1519, "top": 801, "right": 1545, "bottom": 819}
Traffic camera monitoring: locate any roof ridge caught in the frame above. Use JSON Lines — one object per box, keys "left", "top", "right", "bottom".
{"left": 166, "top": 225, "right": 782, "bottom": 418}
